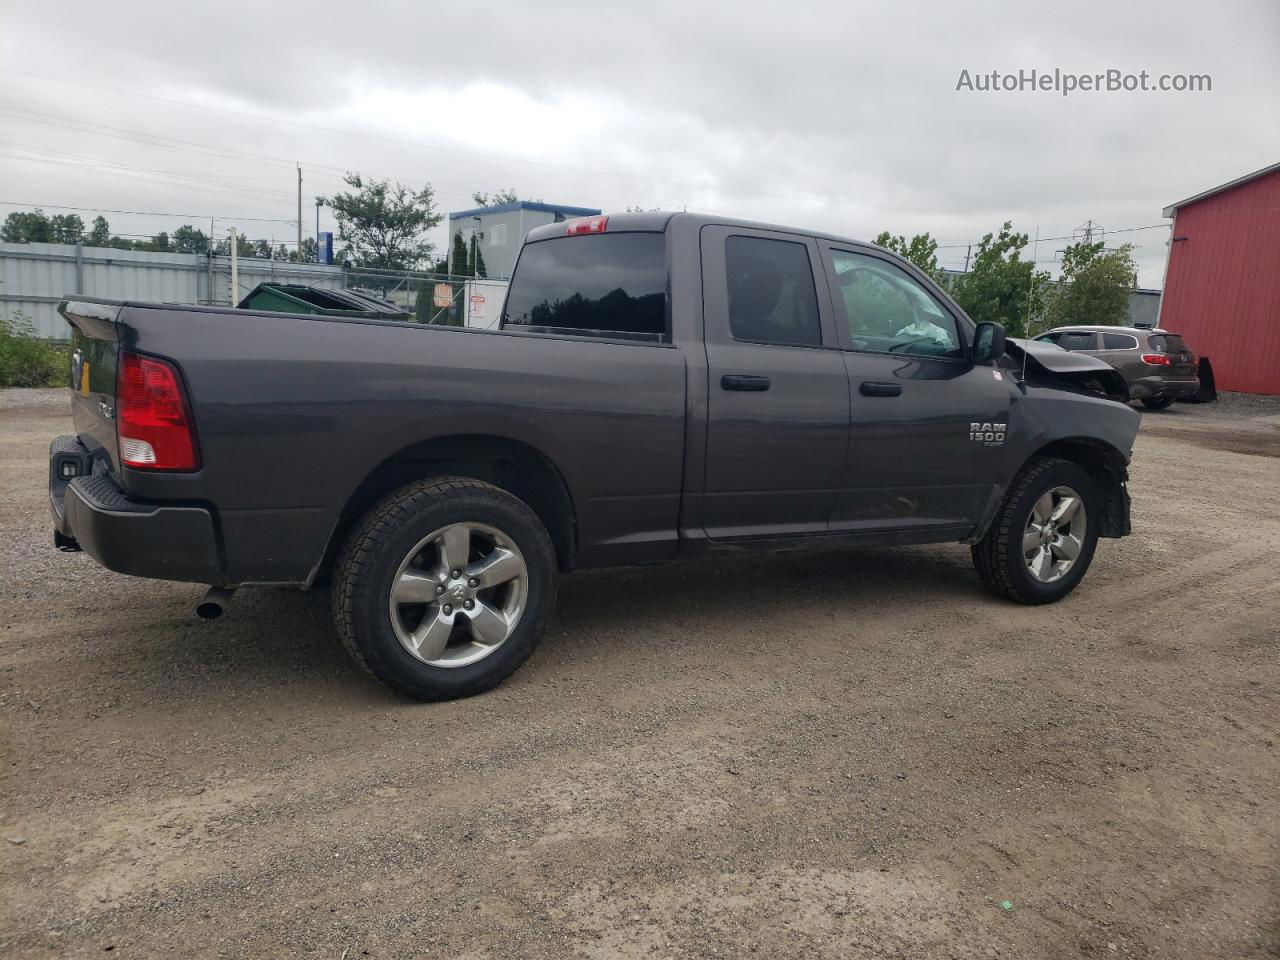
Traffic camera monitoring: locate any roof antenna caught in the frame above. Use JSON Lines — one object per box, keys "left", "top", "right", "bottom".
{"left": 1018, "top": 225, "right": 1040, "bottom": 387}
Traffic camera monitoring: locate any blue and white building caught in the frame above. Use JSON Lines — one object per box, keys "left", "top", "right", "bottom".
{"left": 447, "top": 201, "right": 602, "bottom": 279}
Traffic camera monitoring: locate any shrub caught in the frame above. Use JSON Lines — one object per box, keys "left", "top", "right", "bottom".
{"left": 0, "top": 312, "right": 67, "bottom": 387}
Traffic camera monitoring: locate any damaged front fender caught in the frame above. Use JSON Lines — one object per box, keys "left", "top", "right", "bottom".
{"left": 1005, "top": 338, "right": 1130, "bottom": 402}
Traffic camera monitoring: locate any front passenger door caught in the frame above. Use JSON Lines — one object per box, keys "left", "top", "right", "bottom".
{"left": 822, "top": 245, "right": 1014, "bottom": 533}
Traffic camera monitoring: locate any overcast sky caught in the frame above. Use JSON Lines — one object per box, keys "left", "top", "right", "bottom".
{"left": 1, "top": 0, "right": 1277, "bottom": 286}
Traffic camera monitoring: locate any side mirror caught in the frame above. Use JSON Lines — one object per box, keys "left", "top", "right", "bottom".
{"left": 972, "top": 321, "right": 1006, "bottom": 364}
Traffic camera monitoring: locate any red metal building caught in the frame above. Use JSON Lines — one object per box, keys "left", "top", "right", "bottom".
{"left": 1158, "top": 161, "right": 1280, "bottom": 395}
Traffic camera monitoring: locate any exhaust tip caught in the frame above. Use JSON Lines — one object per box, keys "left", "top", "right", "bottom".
{"left": 196, "top": 586, "right": 236, "bottom": 620}
{"left": 195, "top": 600, "right": 224, "bottom": 620}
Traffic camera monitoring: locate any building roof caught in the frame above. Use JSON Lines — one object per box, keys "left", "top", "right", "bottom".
{"left": 1162, "top": 160, "right": 1280, "bottom": 218}
{"left": 447, "top": 200, "right": 602, "bottom": 221}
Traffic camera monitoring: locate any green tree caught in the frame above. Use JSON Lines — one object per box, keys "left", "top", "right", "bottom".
{"left": 321, "top": 172, "right": 441, "bottom": 271}
{"left": 171, "top": 224, "right": 209, "bottom": 254}
{"left": 414, "top": 284, "right": 434, "bottom": 324}
{"left": 212, "top": 234, "right": 256, "bottom": 258}
{"left": 87, "top": 215, "right": 111, "bottom": 246}
{"left": 471, "top": 189, "right": 520, "bottom": 207}
{"left": 1044, "top": 241, "right": 1137, "bottom": 330}
{"left": 151, "top": 232, "right": 173, "bottom": 253}
{"left": 1, "top": 210, "right": 54, "bottom": 243}
{"left": 50, "top": 214, "right": 85, "bottom": 244}
{"left": 450, "top": 231, "right": 469, "bottom": 276}
{"left": 951, "top": 222, "right": 1049, "bottom": 338}
{"left": 289, "top": 237, "right": 317, "bottom": 263}
{"left": 873, "top": 231, "right": 944, "bottom": 283}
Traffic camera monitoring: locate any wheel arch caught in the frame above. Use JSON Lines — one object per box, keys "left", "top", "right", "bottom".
{"left": 315, "top": 433, "right": 578, "bottom": 584}
{"left": 1021, "top": 436, "right": 1131, "bottom": 539}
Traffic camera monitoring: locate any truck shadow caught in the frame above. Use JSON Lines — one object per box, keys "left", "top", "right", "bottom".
{"left": 551, "top": 544, "right": 978, "bottom": 640}
{"left": 82, "top": 544, "right": 982, "bottom": 708}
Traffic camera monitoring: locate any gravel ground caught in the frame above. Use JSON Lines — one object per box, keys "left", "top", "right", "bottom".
{"left": 1, "top": 390, "right": 1278, "bottom": 959}
{"left": 0, "top": 387, "right": 68, "bottom": 410}
{"left": 1165, "top": 390, "right": 1280, "bottom": 422}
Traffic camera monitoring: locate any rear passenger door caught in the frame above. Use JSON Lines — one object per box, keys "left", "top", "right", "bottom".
{"left": 1094, "top": 331, "right": 1142, "bottom": 379}
{"left": 699, "top": 225, "right": 849, "bottom": 539}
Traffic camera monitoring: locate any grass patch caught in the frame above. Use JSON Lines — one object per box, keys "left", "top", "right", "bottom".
{"left": 0, "top": 312, "right": 67, "bottom": 387}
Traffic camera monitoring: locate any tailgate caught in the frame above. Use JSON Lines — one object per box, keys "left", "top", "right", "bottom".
{"left": 60, "top": 300, "right": 123, "bottom": 472}
{"left": 1151, "top": 333, "right": 1198, "bottom": 378}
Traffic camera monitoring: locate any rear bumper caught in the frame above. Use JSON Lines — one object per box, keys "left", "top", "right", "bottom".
{"left": 1128, "top": 376, "right": 1199, "bottom": 400}
{"left": 50, "top": 436, "right": 223, "bottom": 584}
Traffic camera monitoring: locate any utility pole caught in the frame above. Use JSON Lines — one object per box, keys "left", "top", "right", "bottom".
{"left": 314, "top": 198, "right": 322, "bottom": 263}
{"left": 296, "top": 163, "right": 303, "bottom": 263}
{"left": 963, "top": 244, "right": 972, "bottom": 273}
{"left": 471, "top": 216, "right": 481, "bottom": 278}
{"left": 229, "top": 227, "right": 239, "bottom": 306}
{"left": 207, "top": 216, "right": 215, "bottom": 305}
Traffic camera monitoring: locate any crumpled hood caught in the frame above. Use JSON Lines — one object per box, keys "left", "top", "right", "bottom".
{"left": 1006, "top": 337, "right": 1129, "bottom": 401}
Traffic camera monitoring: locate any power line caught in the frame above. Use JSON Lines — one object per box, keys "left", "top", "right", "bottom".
{"left": 0, "top": 154, "right": 318, "bottom": 220}
{"left": 0, "top": 200, "right": 298, "bottom": 223}
{"left": 935, "top": 223, "right": 1169, "bottom": 250}
{"left": 0, "top": 140, "right": 298, "bottom": 203}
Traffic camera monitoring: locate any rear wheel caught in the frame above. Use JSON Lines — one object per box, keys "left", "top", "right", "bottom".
{"left": 971, "top": 458, "right": 1099, "bottom": 605}
{"left": 1141, "top": 396, "right": 1175, "bottom": 410}
{"left": 331, "top": 477, "right": 557, "bottom": 700}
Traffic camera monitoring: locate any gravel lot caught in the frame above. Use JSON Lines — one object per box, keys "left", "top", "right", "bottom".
{"left": 2, "top": 389, "right": 1278, "bottom": 959}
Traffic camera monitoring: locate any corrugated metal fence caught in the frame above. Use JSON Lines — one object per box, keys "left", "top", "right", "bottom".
{"left": 1, "top": 243, "right": 510, "bottom": 338}
{"left": 0, "top": 242, "right": 353, "bottom": 339}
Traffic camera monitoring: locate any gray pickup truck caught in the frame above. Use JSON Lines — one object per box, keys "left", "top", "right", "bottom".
{"left": 50, "top": 211, "right": 1139, "bottom": 700}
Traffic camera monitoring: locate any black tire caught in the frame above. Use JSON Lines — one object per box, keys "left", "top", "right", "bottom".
{"left": 331, "top": 477, "right": 557, "bottom": 701}
{"left": 971, "top": 457, "right": 1100, "bottom": 605}
{"left": 1142, "top": 396, "right": 1175, "bottom": 410}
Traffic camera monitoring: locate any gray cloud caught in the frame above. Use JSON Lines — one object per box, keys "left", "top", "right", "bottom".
{"left": 1, "top": 0, "right": 1277, "bottom": 284}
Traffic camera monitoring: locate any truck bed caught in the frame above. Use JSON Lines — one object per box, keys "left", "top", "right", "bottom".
{"left": 60, "top": 299, "right": 689, "bottom": 585}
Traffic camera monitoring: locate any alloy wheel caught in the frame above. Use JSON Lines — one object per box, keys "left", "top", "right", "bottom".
{"left": 388, "top": 522, "right": 528, "bottom": 667}
{"left": 1023, "top": 486, "right": 1087, "bottom": 584}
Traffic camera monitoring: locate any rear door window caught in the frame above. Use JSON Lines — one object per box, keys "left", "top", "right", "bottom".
{"left": 1057, "top": 331, "right": 1098, "bottom": 351}
{"left": 502, "top": 233, "right": 667, "bottom": 341}
{"left": 724, "top": 236, "right": 822, "bottom": 347}
{"left": 1102, "top": 333, "right": 1138, "bottom": 350}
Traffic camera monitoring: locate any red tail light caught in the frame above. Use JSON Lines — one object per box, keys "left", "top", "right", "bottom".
{"left": 117, "top": 351, "right": 199, "bottom": 470}
{"left": 565, "top": 215, "right": 608, "bottom": 236}
{"left": 1141, "top": 353, "right": 1170, "bottom": 366}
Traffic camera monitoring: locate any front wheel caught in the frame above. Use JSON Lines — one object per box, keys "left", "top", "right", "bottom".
{"left": 331, "top": 477, "right": 558, "bottom": 700}
{"left": 971, "top": 458, "right": 1100, "bottom": 605}
{"left": 1142, "top": 396, "right": 1175, "bottom": 410}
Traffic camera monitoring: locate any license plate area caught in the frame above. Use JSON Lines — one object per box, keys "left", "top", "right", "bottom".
{"left": 50, "top": 435, "right": 92, "bottom": 501}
